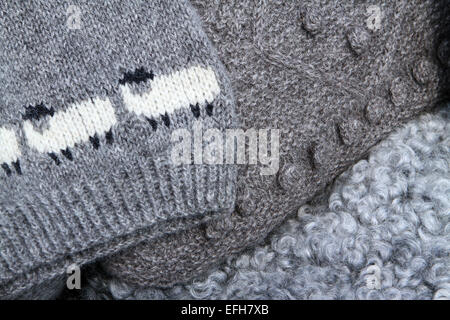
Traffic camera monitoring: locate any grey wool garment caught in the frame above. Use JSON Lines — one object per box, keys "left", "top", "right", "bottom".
{"left": 0, "top": 0, "right": 236, "bottom": 298}
{"left": 101, "top": 0, "right": 450, "bottom": 287}
{"left": 79, "top": 105, "right": 450, "bottom": 300}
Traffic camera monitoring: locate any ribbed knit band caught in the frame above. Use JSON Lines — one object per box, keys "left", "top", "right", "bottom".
{"left": 0, "top": 0, "right": 236, "bottom": 298}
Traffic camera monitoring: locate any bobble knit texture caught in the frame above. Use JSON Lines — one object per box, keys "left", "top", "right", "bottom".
{"left": 0, "top": 0, "right": 236, "bottom": 298}
{"left": 102, "top": 0, "right": 450, "bottom": 287}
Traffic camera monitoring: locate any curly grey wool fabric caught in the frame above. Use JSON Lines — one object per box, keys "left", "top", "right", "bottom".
{"left": 0, "top": 0, "right": 236, "bottom": 299}
{"left": 102, "top": 0, "right": 450, "bottom": 287}
{"left": 80, "top": 105, "right": 450, "bottom": 300}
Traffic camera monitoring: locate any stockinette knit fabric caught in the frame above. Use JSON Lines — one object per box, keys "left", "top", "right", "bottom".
{"left": 80, "top": 105, "right": 450, "bottom": 300}
{"left": 0, "top": 0, "right": 236, "bottom": 299}
{"left": 101, "top": 0, "right": 450, "bottom": 287}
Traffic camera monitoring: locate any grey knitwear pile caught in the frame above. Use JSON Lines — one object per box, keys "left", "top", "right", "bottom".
{"left": 0, "top": 0, "right": 236, "bottom": 299}
{"left": 101, "top": 0, "right": 450, "bottom": 287}
{"left": 81, "top": 106, "right": 450, "bottom": 300}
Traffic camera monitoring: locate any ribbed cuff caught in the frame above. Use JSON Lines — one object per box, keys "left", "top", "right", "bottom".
{"left": 0, "top": 148, "right": 236, "bottom": 298}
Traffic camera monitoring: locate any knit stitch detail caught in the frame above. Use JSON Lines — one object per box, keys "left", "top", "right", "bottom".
{"left": 101, "top": 0, "right": 450, "bottom": 288}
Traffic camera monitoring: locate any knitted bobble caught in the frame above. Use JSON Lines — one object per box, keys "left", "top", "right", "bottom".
{"left": 302, "top": 7, "right": 322, "bottom": 35}
{"left": 412, "top": 58, "right": 439, "bottom": 85}
{"left": 236, "top": 186, "right": 256, "bottom": 216}
{"left": 347, "top": 26, "right": 371, "bottom": 55}
{"left": 390, "top": 77, "right": 409, "bottom": 107}
{"left": 338, "top": 118, "right": 364, "bottom": 145}
{"left": 217, "top": 216, "right": 234, "bottom": 232}
{"left": 313, "top": 141, "right": 335, "bottom": 170}
{"left": 365, "top": 96, "right": 385, "bottom": 124}
{"left": 437, "top": 38, "right": 450, "bottom": 67}
{"left": 204, "top": 217, "right": 233, "bottom": 240}
{"left": 278, "top": 162, "right": 311, "bottom": 192}
{"left": 204, "top": 224, "right": 220, "bottom": 240}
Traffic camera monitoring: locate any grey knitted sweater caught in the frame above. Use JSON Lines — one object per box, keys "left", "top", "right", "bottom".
{"left": 0, "top": 0, "right": 236, "bottom": 298}
{"left": 102, "top": 0, "right": 450, "bottom": 287}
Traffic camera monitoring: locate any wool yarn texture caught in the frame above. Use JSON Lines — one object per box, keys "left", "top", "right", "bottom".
{"left": 0, "top": 0, "right": 237, "bottom": 298}
{"left": 101, "top": 0, "right": 450, "bottom": 287}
